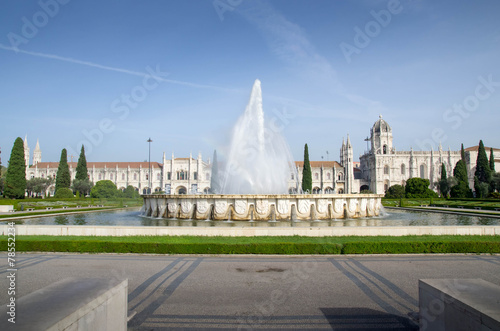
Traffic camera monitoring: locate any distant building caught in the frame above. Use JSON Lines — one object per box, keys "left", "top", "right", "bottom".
{"left": 359, "top": 116, "right": 500, "bottom": 194}
{"left": 24, "top": 119, "right": 499, "bottom": 195}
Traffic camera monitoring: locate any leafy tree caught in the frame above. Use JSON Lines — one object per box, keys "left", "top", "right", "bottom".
{"left": 405, "top": 178, "right": 437, "bottom": 198}
{"left": 450, "top": 181, "right": 471, "bottom": 198}
{"left": 385, "top": 184, "right": 405, "bottom": 198}
{"left": 491, "top": 173, "right": 500, "bottom": 192}
{"left": 210, "top": 150, "right": 220, "bottom": 194}
{"left": 72, "top": 178, "right": 93, "bottom": 196}
{"left": 450, "top": 160, "right": 472, "bottom": 198}
{"left": 438, "top": 163, "right": 450, "bottom": 197}
{"left": 461, "top": 143, "right": 467, "bottom": 177}
{"left": 75, "top": 145, "right": 89, "bottom": 181}
{"left": 475, "top": 140, "right": 491, "bottom": 185}
{"left": 453, "top": 160, "right": 469, "bottom": 184}
{"left": 489, "top": 148, "right": 495, "bottom": 173}
{"left": 301, "top": 144, "right": 312, "bottom": 193}
{"left": 123, "top": 185, "right": 140, "bottom": 198}
{"left": 26, "top": 177, "right": 53, "bottom": 197}
{"left": 55, "top": 148, "right": 71, "bottom": 193}
{"left": 54, "top": 187, "right": 74, "bottom": 198}
{"left": 5, "top": 137, "right": 26, "bottom": 199}
{"left": 90, "top": 180, "right": 119, "bottom": 198}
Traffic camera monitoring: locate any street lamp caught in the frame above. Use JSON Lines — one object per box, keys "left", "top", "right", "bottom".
{"left": 147, "top": 138, "right": 153, "bottom": 194}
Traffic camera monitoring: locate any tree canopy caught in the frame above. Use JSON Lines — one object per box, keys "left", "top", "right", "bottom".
{"left": 301, "top": 144, "right": 312, "bottom": 193}
{"left": 75, "top": 145, "right": 88, "bottom": 181}
{"left": 475, "top": 140, "right": 491, "bottom": 184}
{"left": 404, "top": 178, "right": 437, "bottom": 198}
{"left": 90, "top": 180, "right": 119, "bottom": 198}
{"left": 5, "top": 137, "right": 27, "bottom": 199}
{"left": 385, "top": 184, "right": 405, "bottom": 198}
{"left": 55, "top": 148, "right": 71, "bottom": 193}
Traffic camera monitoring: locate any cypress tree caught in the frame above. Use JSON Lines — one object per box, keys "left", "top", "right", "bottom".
{"left": 441, "top": 163, "right": 447, "bottom": 181}
{"left": 5, "top": 137, "right": 27, "bottom": 199}
{"left": 475, "top": 140, "right": 491, "bottom": 184}
{"left": 301, "top": 144, "right": 312, "bottom": 193}
{"left": 453, "top": 160, "right": 468, "bottom": 184}
{"left": 55, "top": 148, "right": 71, "bottom": 193}
{"left": 75, "top": 145, "right": 88, "bottom": 181}
{"left": 489, "top": 148, "right": 495, "bottom": 173}
{"left": 461, "top": 143, "right": 467, "bottom": 177}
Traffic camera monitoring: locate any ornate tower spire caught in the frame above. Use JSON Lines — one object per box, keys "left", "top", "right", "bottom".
{"left": 33, "top": 139, "right": 41, "bottom": 165}
{"left": 23, "top": 134, "right": 30, "bottom": 167}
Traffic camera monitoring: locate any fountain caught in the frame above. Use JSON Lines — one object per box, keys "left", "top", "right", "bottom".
{"left": 143, "top": 80, "right": 383, "bottom": 221}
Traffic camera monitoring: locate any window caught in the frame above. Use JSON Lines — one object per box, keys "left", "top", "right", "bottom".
{"left": 41, "top": 174, "right": 44, "bottom": 178}
{"left": 384, "top": 183, "right": 388, "bottom": 191}
{"left": 167, "top": 172, "right": 171, "bottom": 180}
{"left": 98, "top": 173, "right": 102, "bottom": 180}
{"left": 122, "top": 173, "right": 125, "bottom": 180}
{"left": 177, "top": 171, "right": 186, "bottom": 180}
{"left": 31, "top": 174, "right": 34, "bottom": 179}
{"left": 420, "top": 165, "right": 425, "bottom": 179}
{"left": 157, "top": 173, "right": 161, "bottom": 180}
{"left": 206, "top": 173, "right": 210, "bottom": 181}
{"left": 383, "top": 145, "right": 387, "bottom": 154}
{"left": 145, "top": 174, "right": 149, "bottom": 180}
{"left": 338, "top": 173, "right": 343, "bottom": 181}
{"left": 193, "top": 172, "right": 198, "bottom": 180}
{"left": 327, "top": 173, "right": 331, "bottom": 180}
{"left": 291, "top": 173, "right": 295, "bottom": 180}
{"left": 384, "top": 165, "right": 389, "bottom": 175}
{"left": 110, "top": 173, "right": 113, "bottom": 180}
{"left": 133, "top": 173, "right": 137, "bottom": 180}
{"left": 401, "top": 164, "right": 405, "bottom": 175}
{"left": 314, "top": 173, "right": 319, "bottom": 180}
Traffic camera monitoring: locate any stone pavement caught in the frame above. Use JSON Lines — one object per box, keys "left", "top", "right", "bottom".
{"left": 1, "top": 253, "right": 499, "bottom": 330}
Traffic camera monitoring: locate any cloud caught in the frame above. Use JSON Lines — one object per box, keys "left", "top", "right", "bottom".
{"left": 238, "top": 1, "right": 386, "bottom": 113}
{"left": 0, "top": 44, "right": 238, "bottom": 92}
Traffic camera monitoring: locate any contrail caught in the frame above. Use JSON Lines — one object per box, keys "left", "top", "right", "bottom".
{"left": 0, "top": 44, "right": 238, "bottom": 92}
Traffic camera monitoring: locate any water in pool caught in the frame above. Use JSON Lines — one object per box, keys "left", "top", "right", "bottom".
{"left": 5, "top": 208, "right": 499, "bottom": 227}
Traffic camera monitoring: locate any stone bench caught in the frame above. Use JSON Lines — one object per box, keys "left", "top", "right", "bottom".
{"left": 0, "top": 278, "right": 128, "bottom": 331}
{"left": 495, "top": 208, "right": 500, "bottom": 211}
{"left": 62, "top": 206, "right": 68, "bottom": 209}
{"left": 474, "top": 206, "right": 482, "bottom": 210}
{"left": 76, "top": 205, "right": 82, "bottom": 208}
{"left": 26, "top": 208, "right": 35, "bottom": 211}
{"left": 443, "top": 205, "right": 449, "bottom": 208}
{"left": 457, "top": 206, "right": 464, "bottom": 209}
{"left": 46, "top": 207, "right": 53, "bottom": 210}
{"left": 419, "top": 279, "right": 500, "bottom": 330}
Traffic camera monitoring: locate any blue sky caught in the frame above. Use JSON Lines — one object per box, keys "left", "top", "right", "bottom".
{"left": 1, "top": 0, "right": 499, "bottom": 164}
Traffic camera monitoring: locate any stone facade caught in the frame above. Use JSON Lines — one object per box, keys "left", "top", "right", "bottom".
{"left": 23, "top": 117, "right": 499, "bottom": 196}
{"left": 359, "top": 116, "right": 500, "bottom": 194}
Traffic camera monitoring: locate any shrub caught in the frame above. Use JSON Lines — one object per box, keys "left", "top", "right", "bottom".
{"left": 90, "top": 180, "right": 119, "bottom": 198}
{"left": 54, "top": 188, "right": 74, "bottom": 198}
{"left": 385, "top": 184, "right": 405, "bottom": 198}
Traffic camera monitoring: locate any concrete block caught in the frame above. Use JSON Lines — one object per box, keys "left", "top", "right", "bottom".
{"left": 0, "top": 205, "right": 14, "bottom": 212}
{"left": 0, "top": 278, "right": 127, "bottom": 331}
{"left": 419, "top": 279, "right": 500, "bottom": 331}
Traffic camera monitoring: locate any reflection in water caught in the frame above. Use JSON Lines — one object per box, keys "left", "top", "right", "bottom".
{"left": 74, "top": 214, "right": 86, "bottom": 225}
{"left": 3, "top": 208, "right": 499, "bottom": 227}
{"left": 54, "top": 215, "right": 69, "bottom": 225}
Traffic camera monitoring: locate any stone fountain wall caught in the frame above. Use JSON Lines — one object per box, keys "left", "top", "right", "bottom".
{"left": 142, "top": 194, "right": 383, "bottom": 221}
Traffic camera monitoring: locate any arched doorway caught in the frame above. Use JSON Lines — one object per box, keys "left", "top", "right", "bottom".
{"left": 176, "top": 186, "right": 187, "bottom": 195}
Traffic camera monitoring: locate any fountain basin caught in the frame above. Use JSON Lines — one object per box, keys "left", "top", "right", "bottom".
{"left": 142, "top": 194, "right": 384, "bottom": 221}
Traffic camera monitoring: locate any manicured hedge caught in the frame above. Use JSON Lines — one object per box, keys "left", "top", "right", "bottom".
{"left": 9, "top": 240, "right": 342, "bottom": 255}
{"left": 341, "top": 241, "right": 500, "bottom": 254}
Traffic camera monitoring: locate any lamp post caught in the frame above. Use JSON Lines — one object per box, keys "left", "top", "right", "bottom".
{"left": 147, "top": 138, "right": 152, "bottom": 194}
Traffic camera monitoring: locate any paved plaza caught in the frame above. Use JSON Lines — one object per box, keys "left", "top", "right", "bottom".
{"left": 1, "top": 253, "right": 499, "bottom": 330}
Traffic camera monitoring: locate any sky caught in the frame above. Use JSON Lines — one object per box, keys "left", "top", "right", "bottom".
{"left": 1, "top": 0, "right": 499, "bottom": 165}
